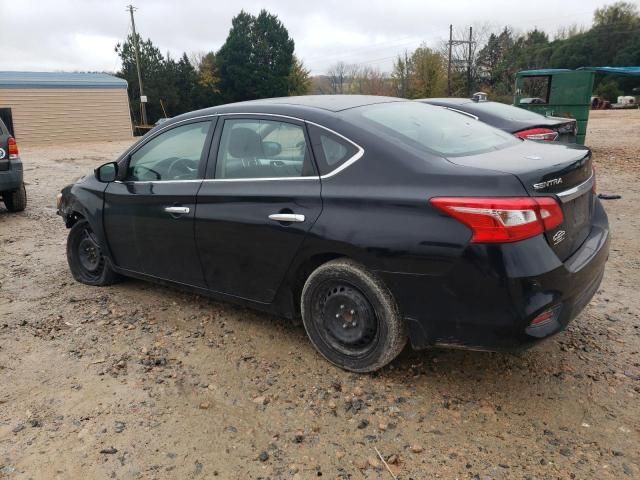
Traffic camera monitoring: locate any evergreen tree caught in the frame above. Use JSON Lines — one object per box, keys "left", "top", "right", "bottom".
{"left": 217, "top": 10, "right": 294, "bottom": 102}
{"left": 288, "top": 55, "right": 311, "bottom": 95}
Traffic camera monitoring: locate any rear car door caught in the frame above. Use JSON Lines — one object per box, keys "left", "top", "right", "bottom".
{"left": 195, "top": 115, "right": 322, "bottom": 303}
{"left": 104, "top": 119, "right": 215, "bottom": 286}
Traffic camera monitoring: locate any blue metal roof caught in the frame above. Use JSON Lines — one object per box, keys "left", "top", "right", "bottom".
{"left": 517, "top": 69, "right": 573, "bottom": 76}
{"left": 518, "top": 67, "right": 640, "bottom": 77}
{"left": 578, "top": 66, "right": 640, "bottom": 76}
{"left": 0, "top": 71, "right": 127, "bottom": 89}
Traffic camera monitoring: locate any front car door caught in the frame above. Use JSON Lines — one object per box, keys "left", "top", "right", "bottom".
{"left": 195, "top": 115, "right": 322, "bottom": 303}
{"left": 104, "top": 118, "right": 215, "bottom": 286}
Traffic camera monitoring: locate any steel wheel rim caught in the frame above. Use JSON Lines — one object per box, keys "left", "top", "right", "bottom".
{"left": 313, "top": 280, "right": 379, "bottom": 357}
{"left": 77, "top": 228, "right": 103, "bottom": 274}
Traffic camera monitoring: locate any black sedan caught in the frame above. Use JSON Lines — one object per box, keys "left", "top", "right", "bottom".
{"left": 419, "top": 98, "right": 578, "bottom": 142}
{"left": 57, "top": 95, "right": 609, "bottom": 372}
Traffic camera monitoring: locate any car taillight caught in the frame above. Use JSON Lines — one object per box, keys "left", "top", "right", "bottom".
{"left": 514, "top": 128, "right": 559, "bottom": 141}
{"left": 430, "top": 197, "right": 564, "bottom": 243}
{"left": 7, "top": 137, "right": 18, "bottom": 159}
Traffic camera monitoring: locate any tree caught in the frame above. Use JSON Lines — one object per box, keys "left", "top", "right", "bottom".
{"left": 346, "top": 66, "right": 392, "bottom": 95}
{"left": 196, "top": 52, "right": 220, "bottom": 92}
{"left": 409, "top": 45, "right": 447, "bottom": 98}
{"left": 190, "top": 51, "right": 221, "bottom": 108}
{"left": 116, "top": 33, "right": 173, "bottom": 124}
{"left": 594, "top": 79, "right": 622, "bottom": 102}
{"left": 593, "top": 2, "right": 639, "bottom": 27}
{"left": 288, "top": 55, "right": 311, "bottom": 95}
{"left": 327, "top": 61, "right": 348, "bottom": 94}
{"left": 216, "top": 10, "right": 295, "bottom": 102}
{"left": 391, "top": 51, "right": 412, "bottom": 98}
{"left": 174, "top": 53, "right": 198, "bottom": 113}
{"left": 216, "top": 11, "right": 254, "bottom": 102}
{"left": 476, "top": 27, "right": 514, "bottom": 90}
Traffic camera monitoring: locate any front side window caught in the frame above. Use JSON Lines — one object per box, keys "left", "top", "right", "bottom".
{"left": 127, "top": 121, "right": 211, "bottom": 181}
{"left": 215, "top": 119, "right": 315, "bottom": 179}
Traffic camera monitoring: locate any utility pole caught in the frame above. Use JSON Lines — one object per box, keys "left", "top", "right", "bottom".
{"left": 447, "top": 25, "right": 475, "bottom": 97}
{"left": 467, "top": 26, "right": 473, "bottom": 97}
{"left": 127, "top": 4, "right": 147, "bottom": 126}
{"left": 447, "top": 24, "right": 453, "bottom": 96}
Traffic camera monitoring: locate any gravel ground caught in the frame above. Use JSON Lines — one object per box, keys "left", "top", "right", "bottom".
{"left": 0, "top": 110, "right": 639, "bottom": 479}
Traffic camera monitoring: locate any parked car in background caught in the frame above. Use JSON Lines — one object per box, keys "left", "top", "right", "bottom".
{"left": 0, "top": 118, "right": 27, "bottom": 212}
{"left": 420, "top": 98, "right": 578, "bottom": 142}
{"left": 519, "top": 97, "right": 547, "bottom": 104}
{"left": 57, "top": 96, "right": 608, "bottom": 372}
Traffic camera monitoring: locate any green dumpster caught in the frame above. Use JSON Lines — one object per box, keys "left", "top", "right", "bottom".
{"left": 514, "top": 69, "right": 594, "bottom": 145}
{"left": 514, "top": 67, "right": 640, "bottom": 145}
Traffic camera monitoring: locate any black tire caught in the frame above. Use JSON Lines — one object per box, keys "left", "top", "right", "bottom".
{"left": 301, "top": 259, "right": 407, "bottom": 372}
{"left": 3, "top": 182, "right": 27, "bottom": 212}
{"left": 67, "top": 220, "right": 120, "bottom": 286}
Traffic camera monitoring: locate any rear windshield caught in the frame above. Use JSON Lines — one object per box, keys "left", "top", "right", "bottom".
{"left": 468, "top": 101, "right": 548, "bottom": 121}
{"left": 351, "top": 102, "right": 517, "bottom": 157}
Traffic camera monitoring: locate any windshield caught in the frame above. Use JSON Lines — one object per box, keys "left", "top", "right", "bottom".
{"left": 351, "top": 102, "right": 518, "bottom": 157}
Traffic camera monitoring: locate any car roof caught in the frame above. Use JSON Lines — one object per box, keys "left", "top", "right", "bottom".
{"left": 168, "top": 95, "right": 410, "bottom": 129}
{"left": 419, "top": 97, "right": 475, "bottom": 107}
{"left": 224, "top": 95, "right": 405, "bottom": 112}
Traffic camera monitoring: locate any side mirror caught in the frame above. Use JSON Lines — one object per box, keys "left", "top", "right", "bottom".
{"left": 95, "top": 162, "right": 118, "bottom": 183}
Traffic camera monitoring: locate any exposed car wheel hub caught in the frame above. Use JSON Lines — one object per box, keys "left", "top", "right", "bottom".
{"left": 319, "top": 283, "right": 377, "bottom": 356}
{"left": 78, "top": 230, "right": 101, "bottom": 272}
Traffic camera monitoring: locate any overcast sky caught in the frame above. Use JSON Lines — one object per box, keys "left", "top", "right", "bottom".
{"left": 0, "top": 0, "right": 621, "bottom": 75}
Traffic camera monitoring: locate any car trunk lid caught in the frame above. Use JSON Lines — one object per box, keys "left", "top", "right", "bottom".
{"left": 446, "top": 141, "right": 594, "bottom": 260}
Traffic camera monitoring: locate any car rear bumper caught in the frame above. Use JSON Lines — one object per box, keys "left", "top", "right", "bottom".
{"left": 0, "top": 159, "right": 23, "bottom": 192}
{"left": 378, "top": 199, "right": 610, "bottom": 351}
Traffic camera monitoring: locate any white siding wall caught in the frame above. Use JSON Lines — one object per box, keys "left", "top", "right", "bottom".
{"left": 0, "top": 88, "right": 133, "bottom": 144}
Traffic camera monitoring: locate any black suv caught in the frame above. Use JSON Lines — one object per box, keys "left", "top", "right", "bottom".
{"left": 0, "top": 118, "right": 26, "bottom": 212}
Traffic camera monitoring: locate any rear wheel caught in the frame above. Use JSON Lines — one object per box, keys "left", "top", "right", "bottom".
{"left": 67, "top": 220, "right": 120, "bottom": 286}
{"left": 301, "top": 259, "right": 407, "bottom": 372}
{"left": 3, "top": 183, "right": 27, "bottom": 212}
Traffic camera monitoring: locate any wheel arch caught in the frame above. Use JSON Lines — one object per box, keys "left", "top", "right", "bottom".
{"left": 276, "top": 251, "right": 348, "bottom": 323}
{"left": 63, "top": 208, "right": 86, "bottom": 228}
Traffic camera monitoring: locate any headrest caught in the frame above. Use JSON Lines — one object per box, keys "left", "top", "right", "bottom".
{"left": 228, "top": 127, "right": 263, "bottom": 158}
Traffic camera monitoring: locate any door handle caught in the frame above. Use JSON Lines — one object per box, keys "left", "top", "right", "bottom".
{"left": 268, "top": 213, "right": 305, "bottom": 223}
{"left": 164, "top": 206, "right": 190, "bottom": 215}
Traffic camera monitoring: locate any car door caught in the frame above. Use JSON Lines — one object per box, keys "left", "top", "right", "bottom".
{"left": 104, "top": 118, "right": 215, "bottom": 287}
{"left": 195, "top": 115, "right": 322, "bottom": 303}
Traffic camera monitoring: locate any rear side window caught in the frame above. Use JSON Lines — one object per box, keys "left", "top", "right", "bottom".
{"left": 350, "top": 102, "right": 517, "bottom": 157}
{"left": 307, "top": 124, "right": 359, "bottom": 175}
{"left": 215, "top": 119, "right": 316, "bottom": 179}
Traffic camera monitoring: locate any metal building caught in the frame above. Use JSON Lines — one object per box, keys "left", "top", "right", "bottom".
{"left": 0, "top": 71, "right": 132, "bottom": 144}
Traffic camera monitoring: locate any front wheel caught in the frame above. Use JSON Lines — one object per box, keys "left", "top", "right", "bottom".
{"left": 301, "top": 259, "right": 407, "bottom": 372}
{"left": 67, "top": 220, "right": 120, "bottom": 286}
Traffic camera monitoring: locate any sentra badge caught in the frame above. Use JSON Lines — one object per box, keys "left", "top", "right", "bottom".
{"left": 533, "top": 178, "right": 563, "bottom": 190}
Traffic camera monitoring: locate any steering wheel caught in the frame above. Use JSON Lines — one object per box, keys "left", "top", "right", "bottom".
{"left": 133, "top": 165, "right": 161, "bottom": 180}
{"left": 167, "top": 158, "right": 197, "bottom": 180}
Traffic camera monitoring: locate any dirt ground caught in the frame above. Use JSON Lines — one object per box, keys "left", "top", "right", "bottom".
{"left": 1, "top": 110, "right": 639, "bottom": 479}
